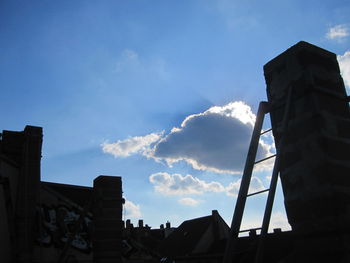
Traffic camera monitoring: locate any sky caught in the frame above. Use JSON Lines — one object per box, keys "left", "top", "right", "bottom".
{"left": 1, "top": 0, "right": 350, "bottom": 231}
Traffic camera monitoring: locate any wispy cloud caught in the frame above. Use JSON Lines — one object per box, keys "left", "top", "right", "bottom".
{"left": 101, "top": 132, "right": 163, "bottom": 157}
{"left": 102, "top": 101, "right": 275, "bottom": 174}
{"left": 124, "top": 199, "right": 142, "bottom": 219}
{"left": 226, "top": 176, "right": 265, "bottom": 197}
{"left": 114, "top": 49, "right": 170, "bottom": 79}
{"left": 215, "top": 0, "right": 260, "bottom": 32}
{"left": 338, "top": 51, "right": 350, "bottom": 89}
{"left": 178, "top": 197, "right": 200, "bottom": 206}
{"left": 149, "top": 172, "right": 266, "bottom": 198}
{"left": 326, "top": 24, "right": 349, "bottom": 41}
{"left": 115, "top": 49, "right": 140, "bottom": 72}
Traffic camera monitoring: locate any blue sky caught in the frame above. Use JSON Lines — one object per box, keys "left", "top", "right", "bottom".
{"left": 1, "top": 0, "right": 350, "bottom": 230}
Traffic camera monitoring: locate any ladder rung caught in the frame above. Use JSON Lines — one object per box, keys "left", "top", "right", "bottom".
{"left": 247, "top": 188, "right": 270, "bottom": 197}
{"left": 260, "top": 128, "right": 272, "bottom": 135}
{"left": 239, "top": 227, "right": 262, "bottom": 233}
{"left": 254, "top": 154, "right": 276, "bottom": 164}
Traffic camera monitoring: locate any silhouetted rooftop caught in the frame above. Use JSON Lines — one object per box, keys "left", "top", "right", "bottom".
{"left": 41, "top": 181, "right": 92, "bottom": 208}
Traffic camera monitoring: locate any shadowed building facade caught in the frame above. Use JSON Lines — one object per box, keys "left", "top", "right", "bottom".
{"left": 264, "top": 41, "right": 350, "bottom": 260}
{"left": 0, "top": 126, "right": 123, "bottom": 263}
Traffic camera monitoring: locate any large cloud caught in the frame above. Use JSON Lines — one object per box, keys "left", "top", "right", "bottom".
{"left": 149, "top": 172, "right": 265, "bottom": 198}
{"left": 338, "top": 51, "right": 350, "bottom": 89}
{"left": 102, "top": 101, "right": 273, "bottom": 173}
{"left": 151, "top": 101, "right": 270, "bottom": 173}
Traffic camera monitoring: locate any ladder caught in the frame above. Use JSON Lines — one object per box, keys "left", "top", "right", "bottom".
{"left": 223, "top": 86, "right": 293, "bottom": 263}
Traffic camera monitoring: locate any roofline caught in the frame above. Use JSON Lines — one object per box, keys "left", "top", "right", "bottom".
{"left": 40, "top": 183, "right": 93, "bottom": 216}
{"left": 41, "top": 181, "right": 93, "bottom": 190}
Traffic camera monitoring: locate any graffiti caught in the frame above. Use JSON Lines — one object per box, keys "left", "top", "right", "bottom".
{"left": 36, "top": 204, "right": 92, "bottom": 253}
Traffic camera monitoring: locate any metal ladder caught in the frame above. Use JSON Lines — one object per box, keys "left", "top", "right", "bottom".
{"left": 223, "top": 87, "right": 293, "bottom": 263}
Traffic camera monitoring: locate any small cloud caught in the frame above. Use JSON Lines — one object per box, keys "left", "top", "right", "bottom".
{"left": 101, "top": 132, "right": 163, "bottom": 157}
{"left": 338, "top": 51, "right": 350, "bottom": 89}
{"left": 124, "top": 199, "right": 142, "bottom": 219}
{"left": 269, "top": 212, "right": 291, "bottom": 232}
{"left": 178, "top": 197, "right": 200, "bottom": 206}
{"left": 149, "top": 172, "right": 225, "bottom": 195}
{"left": 326, "top": 24, "right": 349, "bottom": 41}
{"left": 226, "top": 176, "right": 265, "bottom": 197}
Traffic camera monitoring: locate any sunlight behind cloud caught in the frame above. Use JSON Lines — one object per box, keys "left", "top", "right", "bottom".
{"left": 207, "top": 101, "right": 256, "bottom": 127}
{"left": 152, "top": 101, "right": 272, "bottom": 173}
{"left": 102, "top": 101, "right": 275, "bottom": 174}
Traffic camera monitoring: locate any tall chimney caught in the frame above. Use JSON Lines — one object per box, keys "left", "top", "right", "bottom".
{"left": 93, "top": 176, "right": 123, "bottom": 263}
{"left": 264, "top": 41, "right": 350, "bottom": 233}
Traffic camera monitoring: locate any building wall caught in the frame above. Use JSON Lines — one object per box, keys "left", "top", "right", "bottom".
{"left": 0, "top": 181, "right": 11, "bottom": 263}
{"left": 0, "top": 156, "right": 20, "bottom": 262}
{"left": 33, "top": 184, "right": 94, "bottom": 263}
{"left": 264, "top": 41, "right": 350, "bottom": 233}
{"left": 0, "top": 126, "right": 123, "bottom": 263}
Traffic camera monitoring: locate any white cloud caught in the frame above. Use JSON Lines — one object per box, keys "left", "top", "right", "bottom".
{"left": 151, "top": 101, "right": 272, "bottom": 174}
{"left": 269, "top": 211, "right": 291, "bottom": 232}
{"left": 102, "top": 101, "right": 275, "bottom": 174}
{"left": 326, "top": 24, "right": 349, "bottom": 41}
{"left": 124, "top": 199, "right": 142, "bottom": 219}
{"left": 226, "top": 176, "right": 265, "bottom": 197}
{"left": 149, "top": 172, "right": 225, "bottom": 195}
{"left": 149, "top": 172, "right": 266, "bottom": 199}
{"left": 178, "top": 197, "right": 200, "bottom": 206}
{"left": 101, "top": 132, "right": 163, "bottom": 157}
{"left": 240, "top": 211, "right": 291, "bottom": 234}
{"left": 338, "top": 51, "right": 350, "bottom": 89}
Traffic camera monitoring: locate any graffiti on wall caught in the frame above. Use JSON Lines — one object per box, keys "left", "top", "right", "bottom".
{"left": 36, "top": 204, "right": 92, "bottom": 253}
